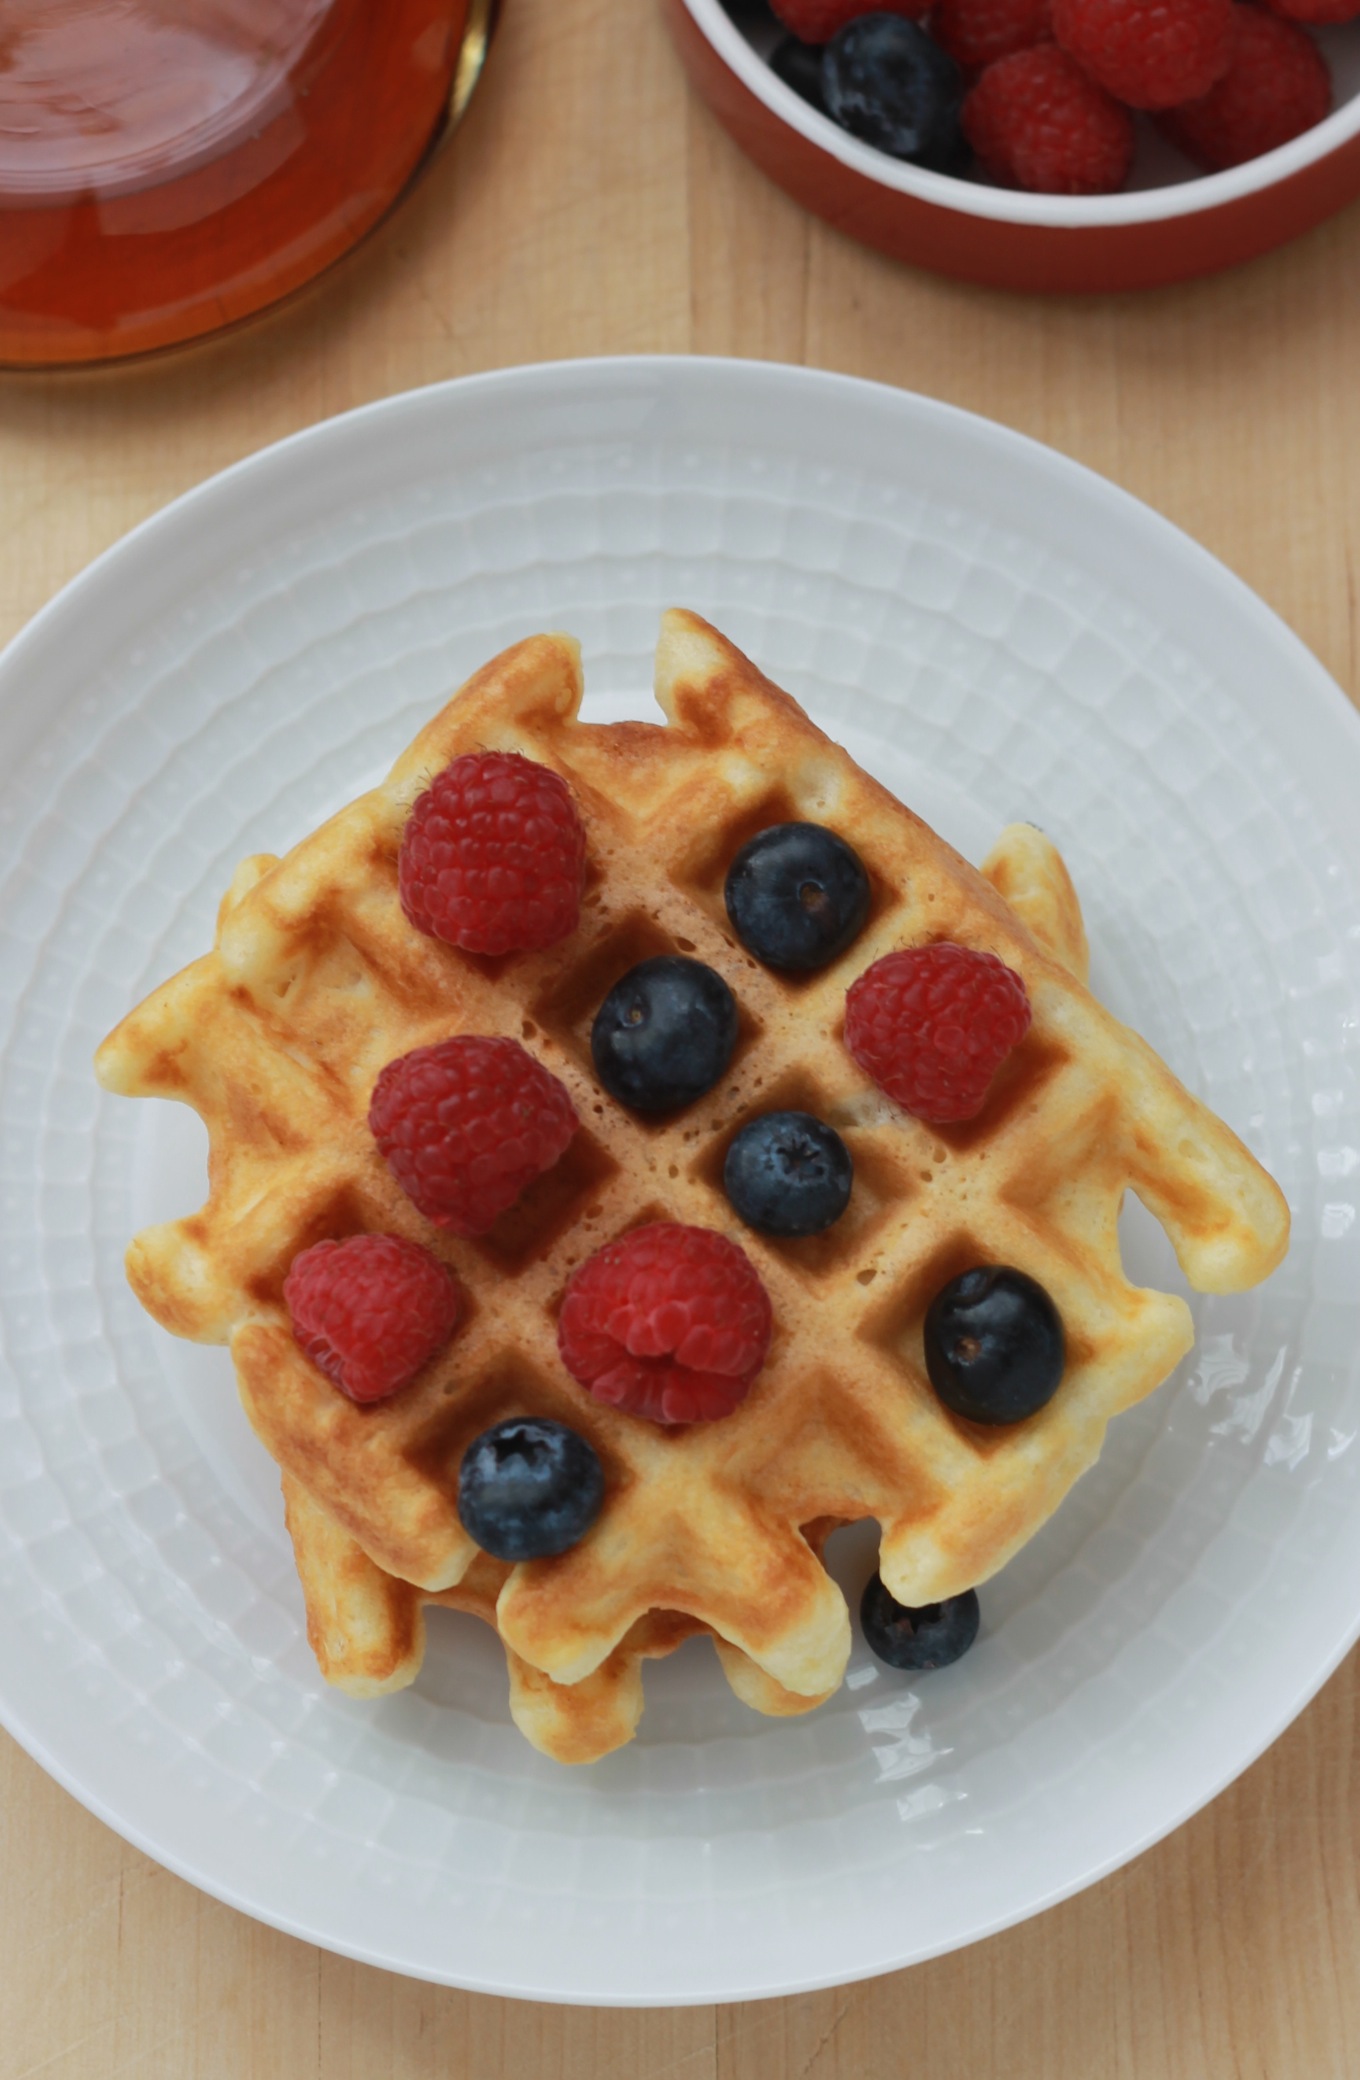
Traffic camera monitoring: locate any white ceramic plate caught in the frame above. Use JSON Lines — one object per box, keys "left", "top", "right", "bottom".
{"left": 0, "top": 359, "right": 1357, "bottom": 2006}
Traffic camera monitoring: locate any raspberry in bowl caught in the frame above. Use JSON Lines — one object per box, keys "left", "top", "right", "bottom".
{"left": 664, "top": 0, "right": 1360, "bottom": 288}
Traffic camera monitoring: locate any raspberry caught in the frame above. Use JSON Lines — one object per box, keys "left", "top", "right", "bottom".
{"left": 558, "top": 1223, "right": 773, "bottom": 1426}
{"left": 963, "top": 46, "right": 1133, "bottom": 190}
{"left": 369, "top": 1035, "right": 577, "bottom": 1236}
{"left": 769, "top": 0, "right": 929, "bottom": 40}
{"left": 1156, "top": 8, "right": 1330, "bottom": 169}
{"left": 933, "top": 0, "right": 1052, "bottom": 72}
{"left": 1050, "top": 0, "right": 1233, "bottom": 109}
{"left": 844, "top": 944, "right": 1031, "bottom": 1122}
{"left": 284, "top": 1234, "right": 461, "bottom": 1404}
{"left": 399, "top": 751, "right": 585, "bottom": 957}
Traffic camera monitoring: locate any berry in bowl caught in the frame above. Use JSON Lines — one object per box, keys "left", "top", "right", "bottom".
{"left": 664, "top": 0, "right": 1360, "bottom": 288}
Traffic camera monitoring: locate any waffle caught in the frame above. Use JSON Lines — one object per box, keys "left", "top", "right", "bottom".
{"left": 95, "top": 610, "right": 1290, "bottom": 1763}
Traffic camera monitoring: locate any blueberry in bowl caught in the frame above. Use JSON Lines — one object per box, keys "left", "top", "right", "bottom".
{"left": 821, "top": 15, "right": 966, "bottom": 172}
{"left": 771, "top": 32, "right": 827, "bottom": 108}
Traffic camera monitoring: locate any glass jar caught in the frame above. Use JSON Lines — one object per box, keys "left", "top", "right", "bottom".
{"left": 0, "top": 0, "right": 495, "bottom": 365}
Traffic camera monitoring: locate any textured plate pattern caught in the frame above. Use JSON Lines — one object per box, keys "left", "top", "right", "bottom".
{"left": 0, "top": 360, "right": 1357, "bottom": 2002}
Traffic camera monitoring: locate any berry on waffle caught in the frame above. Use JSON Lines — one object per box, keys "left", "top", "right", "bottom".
{"left": 284, "top": 1233, "right": 462, "bottom": 1404}
{"left": 844, "top": 942, "right": 1032, "bottom": 1121}
{"left": 369, "top": 1033, "right": 578, "bottom": 1236}
{"left": 558, "top": 1221, "right": 773, "bottom": 1425}
{"left": 399, "top": 748, "right": 585, "bottom": 955}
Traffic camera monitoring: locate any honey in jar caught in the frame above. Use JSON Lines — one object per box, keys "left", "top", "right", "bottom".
{"left": 0, "top": 0, "right": 486, "bottom": 365}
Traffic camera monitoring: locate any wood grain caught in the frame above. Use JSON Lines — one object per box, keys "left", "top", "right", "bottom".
{"left": 3, "top": 0, "right": 1359, "bottom": 2072}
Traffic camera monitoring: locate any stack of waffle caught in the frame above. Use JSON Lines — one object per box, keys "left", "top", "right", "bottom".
{"left": 95, "top": 611, "right": 1289, "bottom": 1761}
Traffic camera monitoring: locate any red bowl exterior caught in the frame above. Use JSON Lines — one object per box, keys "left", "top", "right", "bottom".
{"left": 665, "top": 0, "right": 1360, "bottom": 293}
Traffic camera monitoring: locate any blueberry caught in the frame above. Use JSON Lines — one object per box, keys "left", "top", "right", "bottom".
{"left": 821, "top": 16, "right": 965, "bottom": 172}
{"left": 458, "top": 1417, "right": 605, "bottom": 1562}
{"left": 592, "top": 955, "right": 738, "bottom": 1113}
{"left": 861, "top": 1576, "right": 980, "bottom": 1671}
{"left": 770, "top": 35, "right": 826, "bottom": 111}
{"left": 725, "top": 823, "right": 870, "bottom": 972}
{"left": 724, "top": 1110, "right": 852, "bottom": 1236}
{"left": 924, "top": 1265, "right": 1065, "bottom": 1425}
{"left": 722, "top": 0, "right": 780, "bottom": 24}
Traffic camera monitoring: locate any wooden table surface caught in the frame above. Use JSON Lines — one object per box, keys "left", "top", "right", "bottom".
{"left": 3, "top": 2, "right": 1359, "bottom": 2074}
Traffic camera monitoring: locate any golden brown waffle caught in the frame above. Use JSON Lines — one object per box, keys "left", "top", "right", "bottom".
{"left": 95, "top": 610, "right": 1289, "bottom": 1763}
